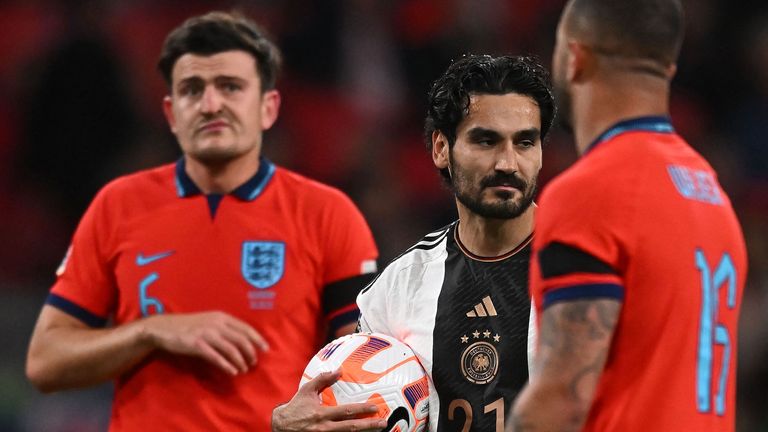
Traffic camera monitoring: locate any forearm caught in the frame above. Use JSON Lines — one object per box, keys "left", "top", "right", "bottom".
{"left": 507, "top": 299, "right": 621, "bottom": 432}
{"left": 333, "top": 321, "right": 358, "bottom": 338}
{"left": 26, "top": 306, "right": 155, "bottom": 392}
{"left": 508, "top": 382, "right": 588, "bottom": 432}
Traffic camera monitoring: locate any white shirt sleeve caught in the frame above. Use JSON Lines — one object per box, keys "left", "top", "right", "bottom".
{"left": 356, "top": 272, "right": 394, "bottom": 336}
{"left": 526, "top": 300, "right": 537, "bottom": 380}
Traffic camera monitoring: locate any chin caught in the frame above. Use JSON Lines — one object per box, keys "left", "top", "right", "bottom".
{"left": 190, "top": 146, "right": 242, "bottom": 164}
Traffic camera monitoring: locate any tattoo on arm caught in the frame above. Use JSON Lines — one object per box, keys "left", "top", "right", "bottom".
{"left": 533, "top": 299, "right": 621, "bottom": 430}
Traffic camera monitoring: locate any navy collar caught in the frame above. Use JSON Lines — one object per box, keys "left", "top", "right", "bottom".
{"left": 174, "top": 157, "right": 276, "bottom": 201}
{"left": 585, "top": 116, "right": 675, "bottom": 154}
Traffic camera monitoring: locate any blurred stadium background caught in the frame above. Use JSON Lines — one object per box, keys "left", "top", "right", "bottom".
{"left": 0, "top": 0, "right": 765, "bottom": 430}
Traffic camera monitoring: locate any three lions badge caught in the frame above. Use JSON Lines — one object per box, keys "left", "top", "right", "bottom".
{"left": 242, "top": 241, "right": 285, "bottom": 289}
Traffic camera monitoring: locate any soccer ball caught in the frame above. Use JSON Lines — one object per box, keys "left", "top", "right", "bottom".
{"left": 300, "top": 332, "right": 429, "bottom": 431}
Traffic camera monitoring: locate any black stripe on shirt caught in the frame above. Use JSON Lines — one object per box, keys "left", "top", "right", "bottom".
{"left": 361, "top": 225, "right": 452, "bottom": 295}
{"left": 329, "top": 308, "right": 361, "bottom": 336}
{"left": 542, "top": 283, "right": 624, "bottom": 308}
{"left": 538, "top": 242, "right": 616, "bottom": 278}
{"left": 46, "top": 293, "right": 108, "bottom": 328}
{"left": 323, "top": 272, "right": 377, "bottom": 316}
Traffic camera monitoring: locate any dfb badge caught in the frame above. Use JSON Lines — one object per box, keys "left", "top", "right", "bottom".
{"left": 459, "top": 329, "right": 500, "bottom": 385}
{"left": 242, "top": 241, "right": 285, "bottom": 289}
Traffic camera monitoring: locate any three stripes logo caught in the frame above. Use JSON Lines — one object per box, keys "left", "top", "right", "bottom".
{"left": 466, "top": 295, "right": 497, "bottom": 317}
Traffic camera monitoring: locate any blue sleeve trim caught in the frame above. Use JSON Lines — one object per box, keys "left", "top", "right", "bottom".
{"left": 328, "top": 308, "right": 360, "bottom": 335}
{"left": 46, "top": 293, "right": 108, "bottom": 328}
{"left": 542, "top": 283, "right": 624, "bottom": 309}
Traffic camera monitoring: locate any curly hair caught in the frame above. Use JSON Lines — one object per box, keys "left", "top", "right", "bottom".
{"left": 424, "top": 54, "right": 555, "bottom": 181}
{"left": 157, "top": 11, "right": 282, "bottom": 92}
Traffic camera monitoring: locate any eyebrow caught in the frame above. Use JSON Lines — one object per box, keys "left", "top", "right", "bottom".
{"left": 514, "top": 128, "right": 541, "bottom": 142}
{"left": 176, "top": 75, "right": 246, "bottom": 88}
{"left": 466, "top": 127, "right": 504, "bottom": 142}
{"left": 466, "top": 127, "right": 541, "bottom": 142}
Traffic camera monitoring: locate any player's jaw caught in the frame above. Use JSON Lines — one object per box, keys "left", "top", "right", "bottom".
{"left": 452, "top": 165, "right": 536, "bottom": 220}
{"left": 184, "top": 115, "right": 255, "bottom": 163}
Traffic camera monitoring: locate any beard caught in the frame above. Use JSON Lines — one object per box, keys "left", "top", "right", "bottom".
{"left": 449, "top": 153, "right": 537, "bottom": 220}
{"left": 191, "top": 145, "right": 242, "bottom": 164}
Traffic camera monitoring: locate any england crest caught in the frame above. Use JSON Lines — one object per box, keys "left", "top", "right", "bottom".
{"left": 242, "top": 241, "right": 285, "bottom": 289}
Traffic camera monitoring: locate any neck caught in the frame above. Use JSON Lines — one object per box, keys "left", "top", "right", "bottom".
{"left": 572, "top": 71, "right": 670, "bottom": 155}
{"left": 455, "top": 202, "right": 535, "bottom": 257}
{"left": 184, "top": 151, "right": 260, "bottom": 194}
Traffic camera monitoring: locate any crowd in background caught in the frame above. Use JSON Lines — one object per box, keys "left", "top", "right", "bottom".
{"left": 0, "top": 0, "right": 765, "bottom": 430}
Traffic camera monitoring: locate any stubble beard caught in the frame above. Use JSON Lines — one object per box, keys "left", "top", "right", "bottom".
{"left": 450, "top": 155, "right": 537, "bottom": 220}
{"left": 191, "top": 145, "right": 242, "bottom": 165}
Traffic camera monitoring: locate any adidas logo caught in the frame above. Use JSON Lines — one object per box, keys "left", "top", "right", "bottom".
{"left": 466, "top": 296, "right": 497, "bottom": 317}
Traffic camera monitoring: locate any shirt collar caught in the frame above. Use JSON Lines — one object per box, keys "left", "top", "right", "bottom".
{"left": 585, "top": 115, "right": 675, "bottom": 154}
{"left": 174, "top": 156, "right": 276, "bottom": 201}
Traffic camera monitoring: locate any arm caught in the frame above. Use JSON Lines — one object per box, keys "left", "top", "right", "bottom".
{"left": 324, "top": 273, "right": 378, "bottom": 340}
{"left": 26, "top": 305, "right": 268, "bottom": 392}
{"left": 508, "top": 298, "right": 621, "bottom": 432}
{"left": 333, "top": 321, "right": 358, "bottom": 339}
{"left": 271, "top": 272, "right": 391, "bottom": 431}
{"left": 319, "top": 189, "right": 378, "bottom": 340}
{"left": 269, "top": 315, "right": 384, "bottom": 431}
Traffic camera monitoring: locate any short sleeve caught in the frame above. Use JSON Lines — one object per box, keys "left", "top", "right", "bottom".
{"left": 532, "top": 165, "right": 635, "bottom": 309}
{"left": 356, "top": 272, "right": 394, "bottom": 336}
{"left": 320, "top": 191, "right": 378, "bottom": 284}
{"left": 49, "top": 186, "right": 118, "bottom": 325}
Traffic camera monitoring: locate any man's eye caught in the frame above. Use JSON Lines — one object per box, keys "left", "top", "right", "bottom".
{"left": 179, "top": 86, "right": 201, "bottom": 97}
{"left": 222, "top": 83, "right": 241, "bottom": 92}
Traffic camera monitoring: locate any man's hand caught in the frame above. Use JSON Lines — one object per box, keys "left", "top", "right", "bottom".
{"left": 141, "top": 311, "right": 269, "bottom": 375}
{"left": 272, "top": 370, "right": 387, "bottom": 432}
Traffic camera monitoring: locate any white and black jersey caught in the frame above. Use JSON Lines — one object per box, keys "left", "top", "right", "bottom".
{"left": 357, "top": 221, "right": 532, "bottom": 432}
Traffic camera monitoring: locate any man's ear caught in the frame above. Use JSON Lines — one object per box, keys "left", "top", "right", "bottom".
{"left": 260, "top": 89, "right": 281, "bottom": 130}
{"left": 162, "top": 95, "right": 177, "bottom": 134}
{"left": 665, "top": 63, "right": 677, "bottom": 80}
{"left": 432, "top": 131, "right": 450, "bottom": 172}
{"left": 567, "top": 40, "right": 595, "bottom": 83}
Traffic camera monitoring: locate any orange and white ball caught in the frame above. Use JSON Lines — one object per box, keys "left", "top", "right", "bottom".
{"left": 300, "top": 332, "right": 429, "bottom": 432}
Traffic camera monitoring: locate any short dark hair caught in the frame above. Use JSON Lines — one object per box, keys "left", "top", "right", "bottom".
{"left": 424, "top": 54, "right": 555, "bottom": 180}
{"left": 565, "top": 0, "right": 684, "bottom": 65}
{"left": 157, "top": 11, "right": 282, "bottom": 91}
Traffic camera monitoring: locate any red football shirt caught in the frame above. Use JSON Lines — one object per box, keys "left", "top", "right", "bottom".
{"left": 532, "top": 117, "right": 747, "bottom": 431}
{"left": 49, "top": 158, "right": 378, "bottom": 431}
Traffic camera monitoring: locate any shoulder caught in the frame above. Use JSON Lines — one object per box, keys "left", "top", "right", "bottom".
{"left": 272, "top": 166, "right": 352, "bottom": 203}
{"left": 86, "top": 163, "right": 175, "bottom": 214}
{"left": 387, "top": 223, "right": 453, "bottom": 271}
{"left": 538, "top": 137, "right": 653, "bottom": 216}
{"left": 70, "top": 163, "right": 175, "bottom": 247}
{"left": 98, "top": 163, "right": 175, "bottom": 199}
{"left": 271, "top": 166, "right": 364, "bottom": 217}
{"left": 361, "top": 223, "right": 453, "bottom": 296}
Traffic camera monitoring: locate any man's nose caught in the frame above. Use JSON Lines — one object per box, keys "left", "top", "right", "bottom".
{"left": 494, "top": 141, "right": 518, "bottom": 173}
{"left": 199, "top": 85, "right": 223, "bottom": 114}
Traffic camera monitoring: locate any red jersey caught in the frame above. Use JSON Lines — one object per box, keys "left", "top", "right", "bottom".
{"left": 49, "top": 158, "right": 378, "bottom": 431}
{"left": 532, "top": 117, "right": 747, "bottom": 431}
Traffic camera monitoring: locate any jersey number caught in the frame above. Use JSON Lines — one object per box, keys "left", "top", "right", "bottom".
{"left": 139, "top": 272, "right": 165, "bottom": 316}
{"left": 695, "top": 249, "right": 736, "bottom": 416}
{"left": 448, "top": 398, "right": 504, "bottom": 432}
